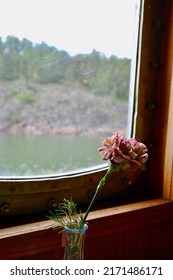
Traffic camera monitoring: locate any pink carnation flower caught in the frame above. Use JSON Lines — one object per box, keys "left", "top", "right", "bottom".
{"left": 99, "top": 133, "right": 148, "bottom": 171}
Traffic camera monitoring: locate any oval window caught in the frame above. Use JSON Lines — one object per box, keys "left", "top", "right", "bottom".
{"left": 0, "top": 0, "right": 140, "bottom": 176}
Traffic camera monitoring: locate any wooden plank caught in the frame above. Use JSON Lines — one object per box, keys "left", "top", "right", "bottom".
{"left": 0, "top": 198, "right": 170, "bottom": 239}
{"left": 146, "top": 0, "right": 173, "bottom": 197}
{"left": 1, "top": 198, "right": 173, "bottom": 259}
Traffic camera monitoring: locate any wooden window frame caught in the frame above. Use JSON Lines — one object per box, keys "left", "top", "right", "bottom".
{"left": 0, "top": 0, "right": 173, "bottom": 259}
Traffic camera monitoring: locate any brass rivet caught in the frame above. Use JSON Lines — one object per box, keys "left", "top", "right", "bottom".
{"left": 0, "top": 204, "right": 11, "bottom": 215}
{"left": 149, "top": 61, "right": 159, "bottom": 70}
{"left": 48, "top": 199, "right": 58, "bottom": 210}
{"left": 9, "top": 187, "right": 16, "bottom": 193}
{"left": 146, "top": 101, "right": 156, "bottom": 110}
{"left": 152, "top": 20, "right": 162, "bottom": 29}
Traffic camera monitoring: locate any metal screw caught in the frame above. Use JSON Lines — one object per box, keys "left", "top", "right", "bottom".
{"left": 152, "top": 20, "right": 162, "bottom": 29}
{"left": 146, "top": 101, "right": 156, "bottom": 110}
{"left": 48, "top": 199, "right": 58, "bottom": 210}
{"left": 149, "top": 61, "right": 159, "bottom": 70}
{"left": 0, "top": 204, "right": 11, "bottom": 215}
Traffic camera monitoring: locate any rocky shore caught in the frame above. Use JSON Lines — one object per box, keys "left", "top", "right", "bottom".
{"left": 0, "top": 80, "right": 128, "bottom": 136}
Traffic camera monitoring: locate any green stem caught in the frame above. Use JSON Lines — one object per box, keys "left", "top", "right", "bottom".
{"left": 80, "top": 165, "right": 112, "bottom": 228}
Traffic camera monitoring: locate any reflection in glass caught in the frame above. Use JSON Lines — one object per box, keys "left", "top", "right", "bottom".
{"left": 0, "top": 0, "right": 140, "bottom": 176}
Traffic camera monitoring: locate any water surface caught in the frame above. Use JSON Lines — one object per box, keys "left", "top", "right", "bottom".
{"left": 0, "top": 133, "right": 106, "bottom": 177}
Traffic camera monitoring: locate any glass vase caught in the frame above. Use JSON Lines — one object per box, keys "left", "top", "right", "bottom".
{"left": 63, "top": 224, "right": 88, "bottom": 260}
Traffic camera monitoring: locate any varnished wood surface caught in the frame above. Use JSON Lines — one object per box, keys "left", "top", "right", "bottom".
{"left": 147, "top": 0, "right": 173, "bottom": 197}
{"left": 1, "top": 198, "right": 173, "bottom": 259}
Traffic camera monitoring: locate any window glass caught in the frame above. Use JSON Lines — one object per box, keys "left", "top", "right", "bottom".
{"left": 0, "top": 0, "right": 140, "bottom": 176}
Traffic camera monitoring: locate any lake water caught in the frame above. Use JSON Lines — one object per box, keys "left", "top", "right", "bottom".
{"left": 0, "top": 133, "right": 107, "bottom": 177}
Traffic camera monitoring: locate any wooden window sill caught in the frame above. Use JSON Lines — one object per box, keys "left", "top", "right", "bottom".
{"left": 0, "top": 197, "right": 172, "bottom": 240}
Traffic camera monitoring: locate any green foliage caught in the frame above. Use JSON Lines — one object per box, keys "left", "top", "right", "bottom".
{"left": 47, "top": 198, "right": 84, "bottom": 230}
{"left": 0, "top": 36, "right": 131, "bottom": 101}
{"left": 10, "top": 88, "right": 36, "bottom": 104}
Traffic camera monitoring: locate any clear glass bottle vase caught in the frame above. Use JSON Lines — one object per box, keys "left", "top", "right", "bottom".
{"left": 63, "top": 224, "right": 88, "bottom": 260}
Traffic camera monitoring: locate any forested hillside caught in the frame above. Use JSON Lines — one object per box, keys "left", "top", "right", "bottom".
{"left": 0, "top": 36, "right": 130, "bottom": 135}
{"left": 0, "top": 35, "right": 131, "bottom": 101}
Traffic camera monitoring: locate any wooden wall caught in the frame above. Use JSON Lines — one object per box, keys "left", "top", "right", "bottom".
{"left": 1, "top": 199, "right": 173, "bottom": 260}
